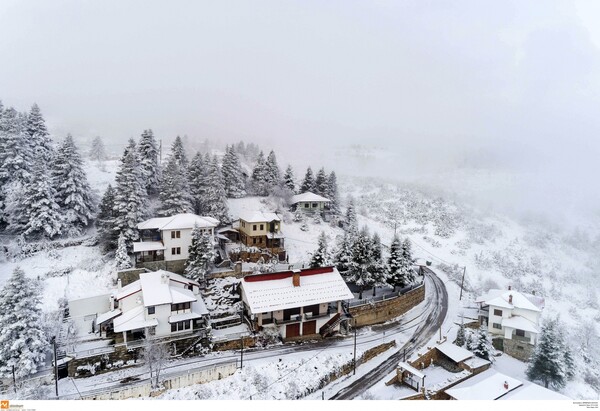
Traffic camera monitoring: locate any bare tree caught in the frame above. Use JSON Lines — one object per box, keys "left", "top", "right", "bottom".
{"left": 140, "top": 339, "right": 170, "bottom": 390}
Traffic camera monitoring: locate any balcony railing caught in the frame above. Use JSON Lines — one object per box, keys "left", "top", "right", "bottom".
{"left": 274, "top": 315, "right": 303, "bottom": 325}
{"left": 136, "top": 255, "right": 165, "bottom": 263}
{"left": 511, "top": 334, "right": 533, "bottom": 344}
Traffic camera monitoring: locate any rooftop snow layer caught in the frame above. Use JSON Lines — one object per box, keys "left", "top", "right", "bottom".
{"left": 240, "top": 267, "right": 353, "bottom": 314}
{"left": 96, "top": 309, "right": 122, "bottom": 325}
{"left": 238, "top": 211, "right": 281, "bottom": 223}
{"left": 445, "top": 369, "right": 522, "bottom": 400}
{"left": 113, "top": 306, "right": 159, "bottom": 333}
{"left": 501, "top": 315, "right": 540, "bottom": 333}
{"left": 499, "top": 381, "right": 571, "bottom": 400}
{"left": 476, "top": 289, "right": 542, "bottom": 312}
{"left": 137, "top": 213, "right": 219, "bottom": 231}
{"left": 398, "top": 362, "right": 425, "bottom": 380}
{"left": 139, "top": 271, "right": 197, "bottom": 307}
{"left": 291, "top": 191, "right": 331, "bottom": 204}
{"left": 436, "top": 342, "right": 474, "bottom": 363}
{"left": 132, "top": 241, "right": 166, "bottom": 253}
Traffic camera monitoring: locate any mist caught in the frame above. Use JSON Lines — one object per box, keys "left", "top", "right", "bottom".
{"left": 1, "top": 0, "right": 599, "bottom": 224}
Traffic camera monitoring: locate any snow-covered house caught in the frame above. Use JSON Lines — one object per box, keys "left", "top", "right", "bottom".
{"left": 290, "top": 191, "right": 331, "bottom": 214}
{"left": 236, "top": 211, "right": 285, "bottom": 258}
{"left": 95, "top": 270, "right": 209, "bottom": 347}
{"left": 475, "top": 286, "right": 544, "bottom": 360}
{"left": 239, "top": 266, "right": 354, "bottom": 340}
{"left": 133, "top": 213, "right": 219, "bottom": 272}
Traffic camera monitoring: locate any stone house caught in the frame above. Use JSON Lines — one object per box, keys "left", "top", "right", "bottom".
{"left": 235, "top": 211, "right": 285, "bottom": 259}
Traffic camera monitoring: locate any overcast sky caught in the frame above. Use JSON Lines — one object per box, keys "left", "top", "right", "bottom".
{"left": 1, "top": 1, "right": 600, "bottom": 221}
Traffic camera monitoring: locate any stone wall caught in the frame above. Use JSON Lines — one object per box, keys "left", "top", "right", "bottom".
{"left": 503, "top": 338, "right": 533, "bottom": 361}
{"left": 349, "top": 285, "right": 425, "bottom": 327}
{"left": 139, "top": 259, "right": 187, "bottom": 274}
{"left": 117, "top": 268, "right": 147, "bottom": 286}
{"left": 212, "top": 336, "right": 256, "bottom": 351}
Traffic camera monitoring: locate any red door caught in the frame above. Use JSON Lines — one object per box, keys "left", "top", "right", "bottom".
{"left": 286, "top": 323, "right": 300, "bottom": 338}
{"left": 303, "top": 320, "right": 317, "bottom": 336}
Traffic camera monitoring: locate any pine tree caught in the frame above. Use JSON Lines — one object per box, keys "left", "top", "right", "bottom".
{"left": 264, "top": 150, "right": 281, "bottom": 190}
{"left": 527, "top": 318, "right": 573, "bottom": 389}
{"left": 310, "top": 232, "right": 331, "bottom": 268}
{"left": 112, "top": 142, "right": 147, "bottom": 244}
{"left": 455, "top": 318, "right": 466, "bottom": 347}
{"left": 115, "top": 233, "right": 132, "bottom": 270}
{"left": 369, "top": 232, "right": 386, "bottom": 295}
{"left": 170, "top": 136, "right": 188, "bottom": 169}
{"left": 283, "top": 165, "right": 295, "bottom": 192}
{"left": 334, "top": 232, "right": 354, "bottom": 280}
{"left": 314, "top": 167, "right": 328, "bottom": 196}
{"left": 185, "top": 225, "right": 216, "bottom": 282}
{"left": 96, "top": 184, "right": 118, "bottom": 250}
{"left": 188, "top": 153, "right": 208, "bottom": 215}
{"left": 348, "top": 226, "right": 374, "bottom": 299}
{"left": 401, "top": 238, "right": 415, "bottom": 284}
{"left": 203, "top": 156, "right": 229, "bottom": 223}
{"left": 0, "top": 267, "right": 47, "bottom": 379}
{"left": 386, "top": 235, "right": 406, "bottom": 291}
{"left": 26, "top": 103, "right": 54, "bottom": 167}
{"left": 138, "top": 129, "right": 161, "bottom": 195}
{"left": 300, "top": 167, "right": 315, "bottom": 193}
{"left": 51, "top": 134, "right": 95, "bottom": 234}
{"left": 157, "top": 155, "right": 193, "bottom": 216}
{"left": 345, "top": 197, "right": 358, "bottom": 237}
{"left": 221, "top": 145, "right": 246, "bottom": 198}
{"left": 89, "top": 136, "right": 107, "bottom": 163}
{"left": 250, "top": 151, "right": 269, "bottom": 196}
{"left": 0, "top": 107, "right": 29, "bottom": 186}
{"left": 326, "top": 171, "right": 341, "bottom": 215}
{"left": 470, "top": 325, "right": 494, "bottom": 362}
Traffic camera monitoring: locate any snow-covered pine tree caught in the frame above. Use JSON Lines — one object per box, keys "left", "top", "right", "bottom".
{"left": 283, "top": 165, "right": 296, "bottom": 192}
{"left": 265, "top": 150, "right": 281, "bottom": 190}
{"left": 0, "top": 267, "right": 47, "bottom": 379}
{"left": 170, "top": 136, "right": 188, "bottom": 169}
{"left": 112, "top": 141, "right": 148, "bottom": 244}
{"left": 26, "top": 103, "right": 54, "bottom": 167}
{"left": 96, "top": 184, "right": 118, "bottom": 250}
{"left": 470, "top": 324, "right": 494, "bottom": 361}
{"left": 314, "top": 167, "right": 328, "bottom": 196}
{"left": 115, "top": 233, "right": 132, "bottom": 270}
{"left": 401, "top": 238, "right": 416, "bottom": 284}
{"left": 334, "top": 232, "right": 354, "bottom": 280}
{"left": 185, "top": 225, "right": 216, "bottom": 282}
{"left": 204, "top": 156, "right": 229, "bottom": 223}
{"left": 250, "top": 151, "right": 270, "bottom": 196}
{"left": 386, "top": 234, "right": 406, "bottom": 291}
{"left": 326, "top": 171, "right": 340, "bottom": 215}
{"left": 138, "top": 129, "right": 161, "bottom": 195}
{"left": 527, "top": 317, "right": 573, "bottom": 389}
{"left": 455, "top": 318, "right": 466, "bottom": 347}
{"left": 300, "top": 167, "right": 315, "bottom": 193}
{"left": 51, "top": 134, "right": 95, "bottom": 234}
{"left": 188, "top": 152, "right": 208, "bottom": 215}
{"left": 348, "top": 226, "right": 374, "bottom": 299}
{"left": 369, "top": 232, "right": 386, "bottom": 295}
{"left": 89, "top": 136, "right": 107, "bottom": 163}
{"left": 344, "top": 196, "right": 359, "bottom": 237}
{"left": 221, "top": 145, "right": 247, "bottom": 198}
{"left": 0, "top": 107, "right": 29, "bottom": 187}
{"left": 157, "top": 155, "right": 193, "bottom": 216}
{"left": 310, "top": 232, "right": 331, "bottom": 268}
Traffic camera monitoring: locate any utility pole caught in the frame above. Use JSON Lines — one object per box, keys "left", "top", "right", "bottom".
{"left": 353, "top": 320, "right": 357, "bottom": 376}
{"left": 240, "top": 336, "right": 244, "bottom": 369}
{"left": 459, "top": 266, "right": 466, "bottom": 300}
{"left": 52, "top": 336, "right": 59, "bottom": 398}
{"left": 12, "top": 365, "right": 16, "bottom": 394}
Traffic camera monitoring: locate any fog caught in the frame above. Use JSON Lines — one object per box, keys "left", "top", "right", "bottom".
{"left": 1, "top": 0, "right": 600, "bottom": 223}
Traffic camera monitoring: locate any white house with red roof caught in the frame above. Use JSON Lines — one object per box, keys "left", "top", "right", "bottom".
{"left": 239, "top": 266, "right": 354, "bottom": 340}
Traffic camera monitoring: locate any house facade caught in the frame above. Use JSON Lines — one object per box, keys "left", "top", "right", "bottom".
{"left": 475, "top": 287, "right": 544, "bottom": 360}
{"left": 290, "top": 191, "right": 331, "bottom": 214}
{"left": 236, "top": 211, "right": 285, "bottom": 260}
{"left": 239, "top": 266, "right": 354, "bottom": 340}
{"left": 133, "top": 213, "right": 219, "bottom": 273}
{"left": 95, "top": 270, "right": 210, "bottom": 347}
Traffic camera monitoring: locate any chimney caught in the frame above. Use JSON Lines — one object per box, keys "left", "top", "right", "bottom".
{"left": 109, "top": 295, "right": 115, "bottom": 311}
{"left": 292, "top": 270, "right": 301, "bottom": 287}
{"left": 161, "top": 272, "right": 170, "bottom": 284}
{"left": 508, "top": 285, "right": 511, "bottom": 291}
{"left": 509, "top": 294, "right": 513, "bottom": 304}
{"left": 117, "top": 278, "right": 122, "bottom": 291}
{"left": 503, "top": 381, "right": 509, "bottom": 390}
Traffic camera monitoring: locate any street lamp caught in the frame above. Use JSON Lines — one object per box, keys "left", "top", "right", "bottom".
{"left": 51, "top": 336, "right": 59, "bottom": 398}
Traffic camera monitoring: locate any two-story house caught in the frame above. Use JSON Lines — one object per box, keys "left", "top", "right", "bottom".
{"left": 475, "top": 286, "right": 544, "bottom": 360}
{"left": 94, "top": 270, "right": 210, "bottom": 347}
{"left": 290, "top": 191, "right": 331, "bottom": 214}
{"left": 133, "top": 213, "right": 219, "bottom": 273}
{"left": 237, "top": 211, "right": 284, "bottom": 258}
{"left": 239, "top": 266, "right": 354, "bottom": 340}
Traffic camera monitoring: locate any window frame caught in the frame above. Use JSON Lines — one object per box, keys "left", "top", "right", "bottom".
{"left": 492, "top": 323, "right": 502, "bottom": 330}
{"left": 493, "top": 309, "right": 503, "bottom": 316}
{"left": 147, "top": 306, "right": 155, "bottom": 315}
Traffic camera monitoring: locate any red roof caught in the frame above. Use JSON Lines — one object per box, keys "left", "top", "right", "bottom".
{"left": 243, "top": 266, "right": 334, "bottom": 282}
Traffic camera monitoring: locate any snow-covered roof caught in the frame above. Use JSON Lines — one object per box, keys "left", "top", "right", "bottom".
{"left": 475, "top": 289, "right": 542, "bottom": 312}
{"left": 139, "top": 271, "right": 197, "bottom": 307}
{"left": 96, "top": 309, "right": 122, "bottom": 325}
{"left": 168, "top": 311, "right": 204, "bottom": 323}
{"left": 238, "top": 211, "right": 281, "bottom": 223}
{"left": 291, "top": 191, "right": 331, "bottom": 204}
{"left": 132, "top": 241, "right": 166, "bottom": 253}
{"left": 461, "top": 356, "right": 491, "bottom": 370}
{"left": 500, "top": 381, "right": 571, "bottom": 400}
{"left": 501, "top": 315, "right": 540, "bottom": 334}
{"left": 137, "top": 213, "right": 219, "bottom": 231}
{"left": 113, "top": 306, "right": 159, "bottom": 333}
{"left": 115, "top": 281, "right": 142, "bottom": 300}
{"left": 398, "top": 362, "right": 425, "bottom": 380}
{"left": 240, "top": 267, "right": 354, "bottom": 314}
{"left": 435, "top": 342, "right": 474, "bottom": 363}
{"left": 445, "top": 369, "right": 522, "bottom": 400}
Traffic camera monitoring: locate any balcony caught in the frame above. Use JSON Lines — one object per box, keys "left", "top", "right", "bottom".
{"left": 511, "top": 333, "right": 533, "bottom": 344}
{"left": 303, "top": 310, "right": 330, "bottom": 321}
{"left": 274, "top": 314, "right": 303, "bottom": 325}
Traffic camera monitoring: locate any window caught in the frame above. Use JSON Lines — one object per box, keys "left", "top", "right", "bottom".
{"left": 147, "top": 306, "right": 155, "bottom": 315}
{"left": 312, "top": 203, "right": 318, "bottom": 208}
{"left": 516, "top": 329, "right": 525, "bottom": 337}
{"left": 171, "top": 320, "right": 191, "bottom": 332}
{"left": 171, "top": 247, "right": 181, "bottom": 255}
{"left": 171, "top": 230, "right": 181, "bottom": 239}
{"left": 260, "top": 224, "right": 264, "bottom": 230}
{"left": 493, "top": 309, "right": 502, "bottom": 316}
{"left": 493, "top": 323, "right": 502, "bottom": 330}
{"left": 304, "top": 203, "right": 309, "bottom": 208}
{"left": 253, "top": 224, "right": 257, "bottom": 231}
{"left": 171, "top": 302, "right": 191, "bottom": 312}
{"left": 253, "top": 238, "right": 257, "bottom": 244}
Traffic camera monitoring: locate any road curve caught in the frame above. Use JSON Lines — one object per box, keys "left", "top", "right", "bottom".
{"left": 329, "top": 267, "right": 448, "bottom": 400}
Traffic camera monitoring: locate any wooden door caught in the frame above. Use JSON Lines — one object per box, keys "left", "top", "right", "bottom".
{"left": 286, "top": 323, "right": 300, "bottom": 338}
{"left": 303, "top": 320, "right": 316, "bottom": 336}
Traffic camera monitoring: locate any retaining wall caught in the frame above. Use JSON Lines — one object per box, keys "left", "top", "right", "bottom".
{"left": 349, "top": 285, "right": 425, "bottom": 327}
